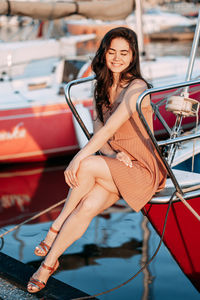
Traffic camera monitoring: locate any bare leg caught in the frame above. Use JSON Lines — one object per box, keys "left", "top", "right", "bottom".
{"left": 28, "top": 183, "right": 119, "bottom": 292}
{"left": 49, "top": 184, "right": 119, "bottom": 255}
{"left": 35, "top": 155, "right": 117, "bottom": 254}
{"left": 28, "top": 156, "right": 120, "bottom": 291}
{"left": 53, "top": 155, "right": 119, "bottom": 227}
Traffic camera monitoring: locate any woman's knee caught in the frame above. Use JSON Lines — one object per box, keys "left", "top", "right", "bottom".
{"left": 78, "top": 156, "right": 96, "bottom": 176}
{"left": 78, "top": 197, "right": 97, "bottom": 217}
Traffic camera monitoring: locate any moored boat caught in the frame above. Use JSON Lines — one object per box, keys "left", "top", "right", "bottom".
{"left": 144, "top": 186, "right": 200, "bottom": 292}
{"left": 65, "top": 73, "right": 200, "bottom": 293}
{"left": 138, "top": 81, "right": 200, "bottom": 293}
{"left": 64, "top": 12, "right": 200, "bottom": 288}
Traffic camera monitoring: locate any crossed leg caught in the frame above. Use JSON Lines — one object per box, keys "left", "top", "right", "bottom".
{"left": 28, "top": 155, "right": 120, "bottom": 292}
{"left": 35, "top": 155, "right": 118, "bottom": 255}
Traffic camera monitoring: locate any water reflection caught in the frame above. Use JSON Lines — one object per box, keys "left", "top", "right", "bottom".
{"left": 0, "top": 160, "right": 199, "bottom": 299}
{"left": 30, "top": 238, "right": 142, "bottom": 271}
{"left": 0, "top": 159, "right": 70, "bottom": 227}
{"left": 141, "top": 217, "right": 153, "bottom": 300}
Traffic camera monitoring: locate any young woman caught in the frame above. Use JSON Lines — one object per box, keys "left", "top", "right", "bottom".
{"left": 27, "top": 27, "right": 166, "bottom": 293}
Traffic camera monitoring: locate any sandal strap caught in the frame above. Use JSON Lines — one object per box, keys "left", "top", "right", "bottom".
{"left": 42, "top": 260, "right": 59, "bottom": 275}
{"left": 29, "top": 277, "right": 45, "bottom": 290}
{"left": 50, "top": 226, "right": 59, "bottom": 234}
{"left": 34, "top": 228, "right": 58, "bottom": 256}
{"left": 42, "top": 263, "right": 54, "bottom": 272}
{"left": 38, "top": 241, "right": 50, "bottom": 252}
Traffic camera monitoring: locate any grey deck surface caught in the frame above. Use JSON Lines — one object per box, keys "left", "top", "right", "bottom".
{"left": 0, "top": 252, "right": 94, "bottom": 300}
{"left": 0, "top": 276, "right": 38, "bottom": 300}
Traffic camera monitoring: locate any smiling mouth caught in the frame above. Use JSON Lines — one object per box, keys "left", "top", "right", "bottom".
{"left": 111, "top": 63, "right": 122, "bottom": 66}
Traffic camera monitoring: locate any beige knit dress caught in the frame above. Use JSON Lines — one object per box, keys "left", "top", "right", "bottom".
{"left": 102, "top": 82, "right": 167, "bottom": 212}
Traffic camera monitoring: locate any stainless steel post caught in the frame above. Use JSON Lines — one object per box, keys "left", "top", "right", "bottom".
{"left": 183, "top": 10, "right": 200, "bottom": 96}
{"left": 135, "top": 0, "right": 145, "bottom": 56}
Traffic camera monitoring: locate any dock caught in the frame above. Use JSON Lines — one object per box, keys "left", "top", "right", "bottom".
{"left": 0, "top": 252, "right": 94, "bottom": 300}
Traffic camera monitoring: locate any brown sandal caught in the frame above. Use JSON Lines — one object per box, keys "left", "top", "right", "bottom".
{"left": 34, "top": 226, "right": 59, "bottom": 257}
{"left": 27, "top": 260, "right": 59, "bottom": 293}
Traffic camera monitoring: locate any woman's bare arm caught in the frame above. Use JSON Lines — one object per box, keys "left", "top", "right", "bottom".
{"left": 65, "top": 81, "right": 148, "bottom": 187}
{"left": 78, "top": 81, "right": 148, "bottom": 159}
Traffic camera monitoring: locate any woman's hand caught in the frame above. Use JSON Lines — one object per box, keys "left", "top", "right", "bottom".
{"left": 116, "top": 151, "right": 132, "bottom": 168}
{"left": 64, "top": 157, "right": 80, "bottom": 188}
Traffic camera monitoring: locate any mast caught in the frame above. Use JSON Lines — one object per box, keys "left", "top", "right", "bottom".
{"left": 135, "top": 0, "right": 145, "bottom": 56}
{"left": 183, "top": 10, "right": 200, "bottom": 97}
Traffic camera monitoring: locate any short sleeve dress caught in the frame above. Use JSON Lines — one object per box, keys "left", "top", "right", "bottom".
{"left": 102, "top": 81, "right": 167, "bottom": 212}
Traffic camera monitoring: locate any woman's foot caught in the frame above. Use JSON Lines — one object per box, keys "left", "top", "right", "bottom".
{"left": 34, "top": 226, "right": 59, "bottom": 257}
{"left": 27, "top": 260, "right": 59, "bottom": 293}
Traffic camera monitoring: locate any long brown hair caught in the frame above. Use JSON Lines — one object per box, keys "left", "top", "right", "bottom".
{"left": 91, "top": 27, "right": 152, "bottom": 122}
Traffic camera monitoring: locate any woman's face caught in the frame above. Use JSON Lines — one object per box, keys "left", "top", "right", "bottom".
{"left": 105, "top": 37, "right": 133, "bottom": 75}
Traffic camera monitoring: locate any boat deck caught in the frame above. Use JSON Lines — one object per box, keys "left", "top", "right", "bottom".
{"left": 151, "top": 169, "right": 200, "bottom": 203}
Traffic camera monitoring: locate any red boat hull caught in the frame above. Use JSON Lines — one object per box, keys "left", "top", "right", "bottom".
{"left": 0, "top": 85, "right": 199, "bottom": 163}
{"left": 0, "top": 100, "right": 92, "bottom": 163}
{"left": 144, "top": 197, "right": 200, "bottom": 292}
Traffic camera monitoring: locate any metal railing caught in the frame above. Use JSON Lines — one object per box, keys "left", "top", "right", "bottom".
{"left": 64, "top": 76, "right": 200, "bottom": 198}
{"left": 136, "top": 78, "right": 200, "bottom": 194}
{"left": 64, "top": 75, "right": 95, "bottom": 141}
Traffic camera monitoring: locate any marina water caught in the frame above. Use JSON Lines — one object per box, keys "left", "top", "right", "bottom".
{"left": 0, "top": 157, "right": 199, "bottom": 299}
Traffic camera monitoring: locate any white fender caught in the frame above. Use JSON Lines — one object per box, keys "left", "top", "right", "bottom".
{"left": 73, "top": 103, "right": 93, "bottom": 149}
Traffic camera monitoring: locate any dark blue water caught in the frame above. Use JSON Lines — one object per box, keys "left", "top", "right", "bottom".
{"left": 0, "top": 159, "right": 199, "bottom": 300}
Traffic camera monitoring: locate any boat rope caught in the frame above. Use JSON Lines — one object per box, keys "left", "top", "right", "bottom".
{"left": 72, "top": 192, "right": 175, "bottom": 300}
{"left": 182, "top": 184, "right": 200, "bottom": 193}
{"left": 176, "top": 192, "right": 200, "bottom": 222}
{"left": 0, "top": 198, "right": 66, "bottom": 250}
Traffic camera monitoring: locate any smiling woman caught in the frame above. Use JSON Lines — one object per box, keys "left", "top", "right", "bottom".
{"left": 27, "top": 27, "right": 167, "bottom": 294}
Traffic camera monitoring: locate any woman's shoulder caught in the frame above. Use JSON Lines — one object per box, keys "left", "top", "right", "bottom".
{"left": 123, "top": 79, "right": 147, "bottom": 97}
{"left": 128, "top": 78, "right": 147, "bottom": 90}
{"left": 122, "top": 78, "right": 150, "bottom": 108}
